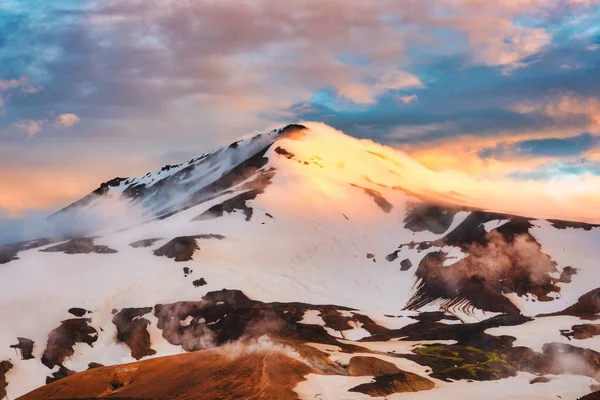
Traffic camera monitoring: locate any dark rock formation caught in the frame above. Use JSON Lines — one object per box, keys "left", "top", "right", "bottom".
{"left": 351, "top": 184, "right": 393, "bottom": 213}
{"left": 400, "top": 259, "right": 412, "bottom": 271}
{"left": 41, "top": 238, "right": 117, "bottom": 255}
{"left": 349, "top": 371, "right": 435, "bottom": 396}
{"left": 542, "top": 288, "right": 600, "bottom": 320}
{"left": 129, "top": 238, "right": 162, "bottom": 248}
{"left": 404, "top": 204, "right": 459, "bottom": 234}
{"left": 0, "top": 360, "right": 12, "bottom": 399}
{"left": 153, "top": 234, "right": 224, "bottom": 262}
{"left": 193, "top": 278, "right": 207, "bottom": 287}
{"left": 68, "top": 307, "right": 90, "bottom": 317}
{"left": 113, "top": 308, "right": 156, "bottom": 360}
{"left": 41, "top": 319, "right": 98, "bottom": 370}
{"left": 405, "top": 231, "right": 566, "bottom": 315}
{"left": 10, "top": 337, "right": 34, "bottom": 360}
{"left": 347, "top": 356, "right": 402, "bottom": 376}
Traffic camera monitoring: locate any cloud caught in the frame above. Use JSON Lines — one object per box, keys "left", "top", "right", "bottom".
{"left": 0, "top": 0, "right": 599, "bottom": 218}
{"left": 55, "top": 113, "right": 80, "bottom": 127}
{"left": 480, "top": 133, "right": 599, "bottom": 158}
{"left": 510, "top": 159, "right": 600, "bottom": 180}
{"left": 512, "top": 93, "right": 600, "bottom": 127}
{"left": 338, "top": 70, "right": 423, "bottom": 104}
{"left": 0, "top": 76, "right": 38, "bottom": 113}
{"left": 3, "top": 113, "right": 80, "bottom": 138}
{"left": 6, "top": 120, "right": 43, "bottom": 137}
{"left": 398, "top": 94, "right": 418, "bottom": 104}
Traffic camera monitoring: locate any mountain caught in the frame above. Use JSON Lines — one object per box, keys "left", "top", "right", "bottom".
{"left": 2, "top": 122, "right": 600, "bottom": 400}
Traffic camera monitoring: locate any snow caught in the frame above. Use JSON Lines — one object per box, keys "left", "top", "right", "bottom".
{"left": 486, "top": 315, "right": 600, "bottom": 353}
{"left": 295, "top": 372, "right": 596, "bottom": 400}
{"left": 3, "top": 122, "right": 600, "bottom": 398}
{"left": 300, "top": 310, "right": 326, "bottom": 326}
{"left": 483, "top": 219, "right": 510, "bottom": 232}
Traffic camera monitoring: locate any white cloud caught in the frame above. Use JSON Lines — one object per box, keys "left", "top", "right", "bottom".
{"left": 8, "top": 120, "right": 43, "bottom": 137}
{"left": 338, "top": 70, "right": 423, "bottom": 104}
{"left": 398, "top": 94, "right": 418, "bottom": 104}
{"left": 0, "top": 76, "right": 39, "bottom": 112}
{"left": 55, "top": 113, "right": 81, "bottom": 127}
{"left": 512, "top": 93, "right": 600, "bottom": 127}
{"left": 3, "top": 113, "right": 80, "bottom": 138}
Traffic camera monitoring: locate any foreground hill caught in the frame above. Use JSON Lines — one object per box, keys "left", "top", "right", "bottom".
{"left": 2, "top": 123, "right": 600, "bottom": 399}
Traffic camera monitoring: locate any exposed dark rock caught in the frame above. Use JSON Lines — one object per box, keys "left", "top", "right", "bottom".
{"left": 400, "top": 259, "right": 413, "bottom": 271}
{"left": 87, "top": 362, "right": 104, "bottom": 369}
{"left": 580, "top": 390, "right": 600, "bottom": 399}
{"left": 68, "top": 307, "right": 90, "bottom": 317}
{"left": 408, "top": 311, "right": 459, "bottom": 323}
{"left": 278, "top": 123, "right": 307, "bottom": 136}
{"left": 274, "top": 147, "right": 295, "bottom": 159}
{"left": 161, "top": 145, "right": 276, "bottom": 219}
{"left": 351, "top": 184, "right": 393, "bottom": 213}
{"left": 41, "top": 238, "right": 117, "bottom": 255}
{"left": 195, "top": 191, "right": 259, "bottom": 221}
{"left": 405, "top": 231, "right": 564, "bottom": 315}
{"left": 562, "top": 324, "right": 600, "bottom": 340}
{"left": 347, "top": 356, "right": 402, "bottom": 376}
{"left": 193, "top": 169, "right": 276, "bottom": 222}
{"left": 41, "top": 319, "right": 98, "bottom": 370}
{"left": 0, "top": 360, "right": 12, "bottom": 399}
{"left": 530, "top": 376, "right": 551, "bottom": 384}
{"left": 365, "top": 314, "right": 529, "bottom": 349}
{"left": 348, "top": 371, "right": 435, "bottom": 396}
{"left": 0, "top": 238, "right": 59, "bottom": 264}
{"left": 10, "top": 337, "right": 34, "bottom": 360}
{"left": 153, "top": 234, "right": 225, "bottom": 262}
{"left": 385, "top": 251, "right": 399, "bottom": 262}
{"left": 46, "top": 366, "right": 75, "bottom": 385}
{"left": 548, "top": 220, "right": 600, "bottom": 231}
{"left": 193, "top": 278, "right": 207, "bottom": 287}
{"left": 559, "top": 266, "right": 578, "bottom": 283}
{"left": 542, "top": 288, "right": 600, "bottom": 320}
{"left": 113, "top": 308, "right": 156, "bottom": 360}
{"left": 153, "top": 289, "right": 366, "bottom": 353}
{"left": 0, "top": 243, "right": 20, "bottom": 264}
{"left": 404, "top": 204, "right": 459, "bottom": 234}
{"left": 129, "top": 238, "right": 161, "bottom": 248}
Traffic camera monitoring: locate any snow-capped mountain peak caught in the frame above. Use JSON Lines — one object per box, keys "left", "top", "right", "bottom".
{"left": 2, "top": 122, "right": 600, "bottom": 400}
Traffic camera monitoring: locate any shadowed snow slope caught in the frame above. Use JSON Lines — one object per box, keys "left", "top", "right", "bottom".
{"left": 2, "top": 122, "right": 600, "bottom": 400}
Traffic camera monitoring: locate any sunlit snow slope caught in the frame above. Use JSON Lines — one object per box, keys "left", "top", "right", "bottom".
{"left": 2, "top": 122, "right": 600, "bottom": 400}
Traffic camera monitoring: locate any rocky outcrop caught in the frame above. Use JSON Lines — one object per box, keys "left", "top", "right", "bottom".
{"left": 113, "top": 308, "right": 156, "bottom": 360}
{"left": 10, "top": 337, "right": 34, "bottom": 360}
{"left": 349, "top": 371, "right": 435, "bottom": 396}
{"left": 152, "top": 234, "right": 224, "bottom": 262}
{"left": 41, "top": 238, "right": 117, "bottom": 255}
{"left": 41, "top": 319, "right": 98, "bottom": 371}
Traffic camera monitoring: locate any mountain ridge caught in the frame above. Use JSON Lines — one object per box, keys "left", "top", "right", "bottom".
{"left": 2, "top": 122, "right": 600, "bottom": 400}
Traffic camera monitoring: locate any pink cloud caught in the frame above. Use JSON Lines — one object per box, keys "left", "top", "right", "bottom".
{"left": 55, "top": 113, "right": 81, "bottom": 128}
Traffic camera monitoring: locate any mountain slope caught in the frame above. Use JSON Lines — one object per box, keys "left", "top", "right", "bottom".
{"left": 2, "top": 122, "right": 600, "bottom": 400}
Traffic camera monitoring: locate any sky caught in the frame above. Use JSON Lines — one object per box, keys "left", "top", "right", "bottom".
{"left": 0, "top": 0, "right": 599, "bottom": 220}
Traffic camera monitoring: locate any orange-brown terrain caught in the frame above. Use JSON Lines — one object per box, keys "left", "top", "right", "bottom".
{"left": 19, "top": 339, "right": 340, "bottom": 400}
